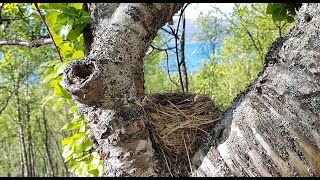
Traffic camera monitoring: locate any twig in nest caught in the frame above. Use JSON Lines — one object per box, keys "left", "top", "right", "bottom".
{"left": 161, "top": 146, "right": 173, "bottom": 177}
{"left": 184, "top": 138, "right": 193, "bottom": 173}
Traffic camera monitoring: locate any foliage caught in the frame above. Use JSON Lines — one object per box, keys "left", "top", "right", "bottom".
{"left": 191, "top": 3, "right": 293, "bottom": 110}
{"left": 266, "top": 3, "right": 302, "bottom": 23}
{"left": 60, "top": 111, "right": 103, "bottom": 177}
{"left": 0, "top": 3, "right": 102, "bottom": 177}
{"left": 33, "top": 3, "right": 103, "bottom": 177}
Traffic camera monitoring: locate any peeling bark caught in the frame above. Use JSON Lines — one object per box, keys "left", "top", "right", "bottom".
{"left": 192, "top": 3, "right": 320, "bottom": 177}
{"left": 64, "top": 3, "right": 184, "bottom": 176}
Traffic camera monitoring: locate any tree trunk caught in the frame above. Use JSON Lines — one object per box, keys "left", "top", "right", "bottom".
{"left": 180, "top": 11, "right": 189, "bottom": 93}
{"left": 34, "top": 141, "right": 48, "bottom": 177}
{"left": 25, "top": 76, "right": 33, "bottom": 177}
{"left": 64, "top": 3, "right": 184, "bottom": 176}
{"left": 49, "top": 129, "right": 69, "bottom": 176}
{"left": 42, "top": 107, "right": 55, "bottom": 177}
{"left": 31, "top": 141, "right": 36, "bottom": 177}
{"left": 192, "top": 3, "right": 320, "bottom": 176}
{"left": 64, "top": 3, "right": 320, "bottom": 177}
{"left": 14, "top": 83, "right": 28, "bottom": 177}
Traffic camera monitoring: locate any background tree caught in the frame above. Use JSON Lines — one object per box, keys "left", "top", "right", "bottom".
{"left": 192, "top": 3, "right": 293, "bottom": 109}
{"left": 0, "top": 3, "right": 73, "bottom": 176}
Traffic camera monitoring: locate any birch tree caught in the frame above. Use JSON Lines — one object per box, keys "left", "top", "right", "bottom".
{"left": 63, "top": 3, "right": 320, "bottom": 176}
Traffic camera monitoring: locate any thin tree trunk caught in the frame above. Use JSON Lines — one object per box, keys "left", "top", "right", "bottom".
{"left": 180, "top": 11, "right": 189, "bottom": 93}
{"left": 31, "top": 141, "right": 36, "bottom": 177}
{"left": 15, "top": 83, "right": 28, "bottom": 177}
{"left": 25, "top": 76, "right": 33, "bottom": 177}
{"left": 6, "top": 140, "right": 12, "bottom": 177}
{"left": 42, "top": 107, "right": 55, "bottom": 176}
{"left": 34, "top": 142, "right": 47, "bottom": 177}
{"left": 49, "top": 130, "right": 69, "bottom": 176}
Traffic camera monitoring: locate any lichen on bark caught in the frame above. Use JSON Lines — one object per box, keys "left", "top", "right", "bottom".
{"left": 63, "top": 3, "right": 184, "bottom": 176}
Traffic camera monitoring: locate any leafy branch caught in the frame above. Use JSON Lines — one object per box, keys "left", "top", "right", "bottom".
{"left": 34, "top": 3, "right": 63, "bottom": 62}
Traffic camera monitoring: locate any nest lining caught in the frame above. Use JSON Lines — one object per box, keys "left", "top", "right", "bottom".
{"left": 142, "top": 93, "right": 223, "bottom": 161}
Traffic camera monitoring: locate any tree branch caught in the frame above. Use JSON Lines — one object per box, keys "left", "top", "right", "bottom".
{"left": 34, "top": 3, "right": 63, "bottom": 62}
{"left": 0, "top": 38, "right": 52, "bottom": 47}
{"left": 165, "top": 50, "right": 180, "bottom": 87}
{"left": 0, "top": 88, "right": 12, "bottom": 116}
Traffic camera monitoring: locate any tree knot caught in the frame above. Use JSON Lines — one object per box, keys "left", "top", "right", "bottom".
{"left": 63, "top": 58, "right": 105, "bottom": 106}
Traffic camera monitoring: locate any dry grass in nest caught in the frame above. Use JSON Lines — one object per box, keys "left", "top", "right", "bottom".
{"left": 142, "top": 92, "right": 223, "bottom": 164}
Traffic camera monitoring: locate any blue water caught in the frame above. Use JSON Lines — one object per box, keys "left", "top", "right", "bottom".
{"left": 159, "top": 42, "right": 221, "bottom": 73}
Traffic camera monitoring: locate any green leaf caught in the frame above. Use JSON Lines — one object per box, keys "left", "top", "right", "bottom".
{"left": 80, "top": 11, "right": 90, "bottom": 24}
{"left": 42, "top": 66, "right": 58, "bottom": 83}
{"left": 50, "top": 78, "right": 71, "bottom": 99}
{"left": 88, "top": 169, "right": 99, "bottom": 177}
{"left": 61, "top": 136, "right": 73, "bottom": 145}
{"left": 41, "top": 60, "right": 59, "bottom": 68}
{"left": 74, "top": 153, "right": 91, "bottom": 162}
{"left": 286, "top": 15, "right": 294, "bottom": 23}
{"left": 61, "top": 121, "right": 82, "bottom": 131}
{"left": 74, "top": 161, "right": 86, "bottom": 175}
{"left": 76, "top": 135, "right": 92, "bottom": 151}
{"left": 75, "top": 22, "right": 88, "bottom": 33}
{"left": 98, "top": 164, "right": 104, "bottom": 176}
{"left": 45, "top": 11, "right": 60, "bottom": 27}
{"left": 272, "top": 6, "right": 287, "bottom": 21}
{"left": 90, "top": 155, "right": 101, "bottom": 168}
{"left": 72, "top": 151, "right": 84, "bottom": 159}
{"left": 50, "top": 30, "right": 63, "bottom": 46}
{"left": 71, "top": 50, "right": 84, "bottom": 59}
{"left": 287, "top": 5, "right": 296, "bottom": 15}
{"left": 266, "top": 3, "right": 275, "bottom": 14}
{"left": 77, "top": 34, "right": 84, "bottom": 44}
{"left": 63, "top": 6, "right": 80, "bottom": 18}
{"left": 79, "top": 121, "right": 86, "bottom": 132}
{"left": 68, "top": 106, "right": 78, "bottom": 114}
{"left": 62, "top": 146, "right": 74, "bottom": 160}
{"left": 75, "top": 43, "right": 85, "bottom": 51}
{"left": 69, "top": 3, "right": 83, "bottom": 10}
{"left": 71, "top": 113, "right": 85, "bottom": 123}
{"left": 67, "top": 29, "right": 81, "bottom": 42}
{"left": 68, "top": 159, "right": 81, "bottom": 172}
{"left": 40, "top": 3, "right": 67, "bottom": 10}
{"left": 71, "top": 132, "right": 87, "bottom": 140}
{"left": 266, "top": 4, "right": 273, "bottom": 14}
{"left": 65, "top": 154, "right": 73, "bottom": 162}
{"left": 60, "top": 41, "right": 74, "bottom": 59}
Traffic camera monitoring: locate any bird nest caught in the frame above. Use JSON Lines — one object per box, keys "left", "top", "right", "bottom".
{"left": 142, "top": 93, "right": 222, "bottom": 162}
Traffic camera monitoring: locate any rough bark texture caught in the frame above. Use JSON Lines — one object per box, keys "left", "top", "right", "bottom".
{"left": 64, "top": 2, "right": 320, "bottom": 177}
{"left": 64, "top": 3, "right": 184, "bottom": 177}
{"left": 192, "top": 3, "right": 320, "bottom": 177}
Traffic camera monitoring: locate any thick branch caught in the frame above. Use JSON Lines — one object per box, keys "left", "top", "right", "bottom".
{"left": 64, "top": 3, "right": 184, "bottom": 177}
{"left": 0, "top": 38, "right": 52, "bottom": 47}
{"left": 193, "top": 3, "right": 320, "bottom": 177}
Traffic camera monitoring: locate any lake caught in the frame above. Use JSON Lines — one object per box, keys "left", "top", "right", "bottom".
{"left": 159, "top": 42, "right": 221, "bottom": 73}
